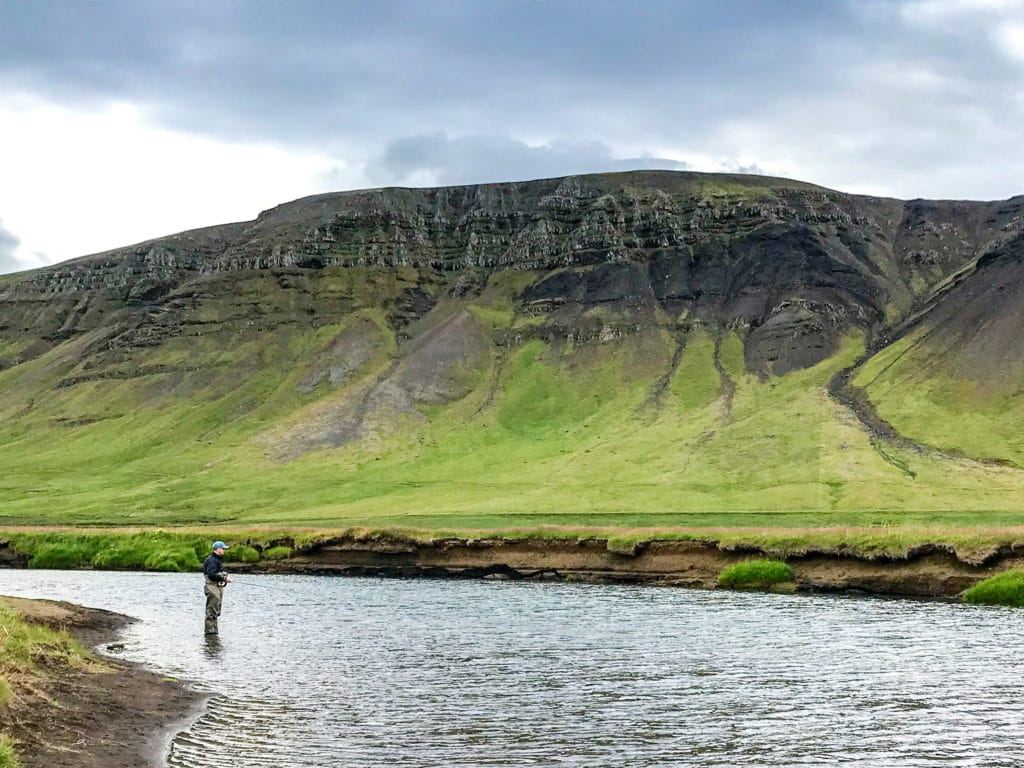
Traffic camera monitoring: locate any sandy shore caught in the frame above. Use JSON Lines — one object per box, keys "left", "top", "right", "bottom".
{"left": 0, "top": 597, "right": 203, "bottom": 768}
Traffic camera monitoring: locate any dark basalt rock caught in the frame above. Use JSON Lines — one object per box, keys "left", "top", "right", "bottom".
{"left": 1, "top": 171, "right": 1022, "bottom": 387}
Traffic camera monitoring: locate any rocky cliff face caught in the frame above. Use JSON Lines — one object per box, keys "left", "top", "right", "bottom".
{"left": 3, "top": 170, "right": 1022, "bottom": 378}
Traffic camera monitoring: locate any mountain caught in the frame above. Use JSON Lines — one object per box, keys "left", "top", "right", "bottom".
{"left": 1, "top": 170, "right": 1023, "bottom": 528}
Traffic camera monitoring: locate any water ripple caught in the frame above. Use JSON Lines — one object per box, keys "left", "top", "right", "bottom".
{"left": 3, "top": 572, "right": 1023, "bottom": 766}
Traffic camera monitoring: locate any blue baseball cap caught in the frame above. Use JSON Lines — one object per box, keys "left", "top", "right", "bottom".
{"left": 212, "top": 541, "right": 230, "bottom": 550}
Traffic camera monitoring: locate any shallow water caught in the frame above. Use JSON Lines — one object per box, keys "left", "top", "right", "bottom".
{"left": 2, "top": 570, "right": 1023, "bottom": 767}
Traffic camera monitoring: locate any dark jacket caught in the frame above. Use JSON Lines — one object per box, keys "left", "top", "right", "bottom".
{"left": 203, "top": 553, "right": 228, "bottom": 584}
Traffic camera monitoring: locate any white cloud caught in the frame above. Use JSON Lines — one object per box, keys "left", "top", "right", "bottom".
{"left": 365, "top": 134, "right": 689, "bottom": 187}
{"left": 898, "top": 0, "right": 1024, "bottom": 62}
{"left": 900, "top": 0, "right": 1024, "bottom": 24}
{"left": 0, "top": 96, "right": 351, "bottom": 272}
{"left": 995, "top": 21, "right": 1024, "bottom": 58}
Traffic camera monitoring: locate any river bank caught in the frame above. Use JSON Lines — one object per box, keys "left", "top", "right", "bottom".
{"left": 0, "top": 597, "right": 201, "bottom": 768}
{"left": 4, "top": 526, "right": 1024, "bottom": 598}
{"left": 235, "top": 533, "right": 1024, "bottom": 598}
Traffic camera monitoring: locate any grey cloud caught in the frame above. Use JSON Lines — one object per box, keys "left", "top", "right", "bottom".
{"left": 732, "top": 163, "right": 767, "bottom": 176}
{"left": 0, "top": 1, "right": 847, "bottom": 150}
{"left": 0, "top": 220, "right": 22, "bottom": 275}
{"left": 0, "top": 0, "right": 1022, "bottom": 198}
{"left": 366, "top": 135, "right": 688, "bottom": 187}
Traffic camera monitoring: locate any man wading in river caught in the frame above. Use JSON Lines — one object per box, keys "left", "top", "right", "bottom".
{"left": 203, "top": 541, "right": 232, "bottom": 635}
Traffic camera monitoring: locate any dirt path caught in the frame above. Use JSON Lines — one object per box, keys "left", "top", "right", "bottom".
{"left": 0, "top": 597, "right": 202, "bottom": 768}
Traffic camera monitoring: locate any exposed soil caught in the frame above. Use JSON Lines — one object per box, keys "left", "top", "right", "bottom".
{"left": 0, "top": 597, "right": 202, "bottom": 768}
{"left": 272, "top": 308, "right": 488, "bottom": 460}
{"left": 1, "top": 531, "right": 1020, "bottom": 601}
{"left": 227, "top": 533, "right": 1024, "bottom": 599}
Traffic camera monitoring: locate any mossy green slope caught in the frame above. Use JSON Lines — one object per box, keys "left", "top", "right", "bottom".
{"left": 851, "top": 236, "right": 1024, "bottom": 469}
{"left": 855, "top": 326, "right": 1024, "bottom": 468}
{"left": 2, "top": 263, "right": 1024, "bottom": 530}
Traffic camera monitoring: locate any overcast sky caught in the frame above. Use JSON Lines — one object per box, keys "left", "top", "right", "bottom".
{"left": 1, "top": 0, "right": 1023, "bottom": 274}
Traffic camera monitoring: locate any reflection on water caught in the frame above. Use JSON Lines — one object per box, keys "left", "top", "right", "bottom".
{"left": 2, "top": 570, "right": 1023, "bottom": 767}
{"left": 201, "top": 634, "right": 224, "bottom": 660}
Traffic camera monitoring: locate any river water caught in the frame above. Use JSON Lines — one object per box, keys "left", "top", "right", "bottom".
{"left": 1, "top": 570, "right": 1022, "bottom": 767}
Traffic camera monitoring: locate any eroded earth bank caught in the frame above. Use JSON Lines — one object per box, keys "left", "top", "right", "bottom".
{"left": 219, "top": 534, "right": 1024, "bottom": 598}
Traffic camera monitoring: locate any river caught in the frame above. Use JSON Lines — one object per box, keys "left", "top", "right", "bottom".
{"left": 1, "top": 570, "right": 1022, "bottom": 767}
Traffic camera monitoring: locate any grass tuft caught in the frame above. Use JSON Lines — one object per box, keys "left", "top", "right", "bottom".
{"left": 962, "top": 570, "right": 1024, "bottom": 607}
{"left": 0, "top": 734, "right": 19, "bottom": 768}
{"left": 92, "top": 542, "right": 144, "bottom": 569}
{"left": 261, "top": 545, "right": 292, "bottom": 560}
{"left": 718, "top": 559, "right": 794, "bottom": 589}
{"left": 142, "top": 547, "right": 201, "bottom": 572}
{"left": 0, "top": 604, "right": 86, "bottom": 670}
{"left": 223, "top": 544, "right": 260, "bottom": 563}
{"left": 0, "top": 600, "right": 92, "bottom": 768}
{"left": 28, "top": 543, "right": 90, "bottom": 569}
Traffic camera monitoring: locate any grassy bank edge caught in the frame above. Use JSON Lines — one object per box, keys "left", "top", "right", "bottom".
{"left": 0, "top": 599, "right": 94, "bottom": 767}
{"left": 2, "top": 523, "right": 1023, "bottom": 570}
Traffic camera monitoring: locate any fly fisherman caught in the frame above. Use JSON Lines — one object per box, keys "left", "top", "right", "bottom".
{"left": 203, "top": 541, "right": 232, "bottom": 635}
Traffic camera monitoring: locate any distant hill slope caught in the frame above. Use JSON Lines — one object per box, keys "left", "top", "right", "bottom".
{"left": 1, "top": 170, "right": 1023, "bottom": 528}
